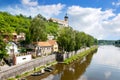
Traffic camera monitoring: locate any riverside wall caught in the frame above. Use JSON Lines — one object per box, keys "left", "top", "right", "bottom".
{"left": 56, "top": 47, "right": 90, "bottom": 62}
{"left": 0, "top": 54, "right": 55, "bottom": 80}
{"left": 63, "top": 47, "right": 89, "bottom": 60}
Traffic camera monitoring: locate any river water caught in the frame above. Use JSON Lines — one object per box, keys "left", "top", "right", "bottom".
{"left": 26, "top": 45, "right": 120, "bottom": 80}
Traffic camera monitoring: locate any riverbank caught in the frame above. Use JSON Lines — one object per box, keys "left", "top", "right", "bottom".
{"left": 7, "top": 47, "right": 97, "bottom": 80}
{"left": 64, "top": 46, "right": 98, "bottom": 64}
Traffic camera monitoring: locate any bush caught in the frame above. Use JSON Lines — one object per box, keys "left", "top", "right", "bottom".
{"left": 15, "top": 75, "right": 20, "bottom": 78}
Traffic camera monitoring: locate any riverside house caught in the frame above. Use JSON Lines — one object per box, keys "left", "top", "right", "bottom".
{"left": 6, "top": 42, "right": 19, "bottom": 55}
{"left": 12, "top": 32, "right": 25, "bottom": 42}
{"left": 5, "top": 32, "right": 25, "bottom": 55}
{"left": 4, "top": 32, "right": 32, "bottom": 65}
{"left": 5, "top": 41, "right": 32, "bottom": 65}
{"left": 35, "top": 41, "right": 52, "bottom": 56}
{"left": 3, "top": 32, "right": 25, "bottom": 43}
{"left": 34, "top": 40, "right": 58, "bottom": 56}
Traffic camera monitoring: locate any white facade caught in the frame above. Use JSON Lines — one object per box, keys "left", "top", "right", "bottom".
{"left": 6, "top": 42, "right": 19, "bottom": 55}
{"left": 53, "top": 44, "right": 58, "bottom": 52}
{"left": 49, "top": 18, "right": 68, "bottom": 27}
{"left": 17, "top": 32, "right": 25, "bottom": 41}
{"left": 47, "top": 35, "right": 54, "bottom": 40}
{"left": 16, "top": 55, "right": 32, "bottom": 64}
{"left": 36, "top": 46, "right": 52, "bottom": 56}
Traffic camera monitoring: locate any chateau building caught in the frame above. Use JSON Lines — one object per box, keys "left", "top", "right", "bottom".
{"left": 49, "top": 14, "right": 69, "bottom": 27}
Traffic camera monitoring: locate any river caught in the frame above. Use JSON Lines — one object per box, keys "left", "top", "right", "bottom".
{"left": 26, "top": 45, "right": 120, "bottom": 80}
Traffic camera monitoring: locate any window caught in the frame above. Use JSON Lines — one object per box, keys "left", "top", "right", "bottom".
{"left": 23, "top": 58, "right": 26, "bottom": 60}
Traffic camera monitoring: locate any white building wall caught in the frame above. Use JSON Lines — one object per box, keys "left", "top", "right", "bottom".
{"left": 6, "top": 42, "right": 19, "bottom": 55}
{"left": 41, "top": 47, "right": 52, "bottom": 55}
{"left": 53, "top": 44, "right": 58, "bottom": 52}
{"left": 16, "top": 55, "right": 31, "bottom": 64}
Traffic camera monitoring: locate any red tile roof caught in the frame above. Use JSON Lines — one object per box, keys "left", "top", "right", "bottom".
{"left": 33, "top": 40, "right": 57, "bottom": 47}
{"left": 37, "top": 42, "right": 51, "bottom": 47}
{"left": 48, "top": 40, "right": 57, "bottom": 46}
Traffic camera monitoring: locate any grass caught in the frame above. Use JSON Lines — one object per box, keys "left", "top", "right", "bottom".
{"left": 64, "top": 46, "right": 98, "bottom": 64}
{"left": 7, "top": 78, "right": 16, "bottom": 80}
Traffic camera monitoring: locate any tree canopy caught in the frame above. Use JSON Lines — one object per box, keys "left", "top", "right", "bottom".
{"left": 0, "top": 12, "right": 31, "bottom": 60}
{"left": 57, "top": 27, "right": 97, "bottom": 52}
{"left": 29, "top": 14, "right": 47, "bottom": 42}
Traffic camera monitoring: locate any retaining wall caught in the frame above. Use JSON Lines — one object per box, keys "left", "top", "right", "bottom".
{"left": 63, "top": 48, "right": 89, "bottom": 60}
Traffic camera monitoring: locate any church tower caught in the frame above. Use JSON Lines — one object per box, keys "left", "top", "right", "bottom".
{"left": 64, "top": 13, "right": 68, "bottom": 21}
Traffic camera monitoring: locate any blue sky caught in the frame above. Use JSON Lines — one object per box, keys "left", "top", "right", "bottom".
{"left": 0, "top": 0, "right": 120, "bottom": 40}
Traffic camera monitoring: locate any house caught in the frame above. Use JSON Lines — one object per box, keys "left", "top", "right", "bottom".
{"left": 34, "top": 40, "right": 58, "bottom": 56}
{"left": 3, "top": 32, "right": 25, "bottom": 43}
{"left": 12, "top": 32, "right": 25, "bottom": 42}
{"left": 47, "top": 34, "right": 54, "bottom": 40}
{"left": 35, "top": 42, "right": 52, "bottom": 56}
{"left": 6, "top": 42, "right": 19, "bottom": 55}
{"left": 48, "top": 40, "right": 58, "bottom": 52}
{"left": 49, "top": 14, "right": 69, "bottom": 27}
{"left": 5, "top": 42, "right": 32, "bottom": 65}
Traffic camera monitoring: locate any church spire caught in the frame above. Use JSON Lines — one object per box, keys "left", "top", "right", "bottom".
{"left": 64, "top": 13, "right": 68, "bottom": 21}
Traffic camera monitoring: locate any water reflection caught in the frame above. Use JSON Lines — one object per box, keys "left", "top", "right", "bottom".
{"left": 92, "top": 45, "right": 120, "bottom": 69}
{"left": 78, "top": 45, "right": 120, "bottom": 80}
{"left": 41, "top": 52, "right": 95, "bottom": 80}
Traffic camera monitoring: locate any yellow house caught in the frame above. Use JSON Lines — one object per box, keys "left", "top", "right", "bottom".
{"left": 48, "top": 40, "right": 58, "bottom": 52}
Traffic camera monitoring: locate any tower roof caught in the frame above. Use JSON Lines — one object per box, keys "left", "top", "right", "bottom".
{"left": 64, "top": 13, "right": 68, "bottom": 18}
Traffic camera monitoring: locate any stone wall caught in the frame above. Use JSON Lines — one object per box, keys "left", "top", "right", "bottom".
{"left": 0, "top": 54, "right": 55, "bottom": 80}
{"left": 56, "top": 48, "right": 90, "bottom": 62}
{"left": 63, "top": 48, "right": 89, "bottom": 60}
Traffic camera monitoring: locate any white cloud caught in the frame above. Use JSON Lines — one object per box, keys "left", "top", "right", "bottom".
{"left": 67, "top": 6, "right": 120, "bottom": 40}
{"left": 21, "top": 0, "right": 38, "bottom": 6}
{"left": 2, "top": 0, "right": 120, "bottom": 40}
{"left": 36, "top": 3, "right": 65, "bottom": 18}
{"left": 5, "top": 2, "right": 65, "bottom": 18}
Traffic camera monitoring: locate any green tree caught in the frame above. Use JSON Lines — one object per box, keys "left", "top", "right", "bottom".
{"left": 74, "top": 31, "right": 82, "bottom": 51}
{"left": 0, "top": 11, "right": 31, "bottom": 43}
{"left": 57, "top": 27, "right": 75, "bottom": 52}
{"left": 30, "top": 14, "right": 47, "bottom": 42}
{"left": 0, "top": 36, "right": 7, "bottom": 61}
{"left": 46, "top": 22, "right": 59, "bottom": 38}
{"left": 86, "top": 35, "right": 94, "bottom": 47}
{"left": 78, "top": 32, "right": 87, "bottom": 48}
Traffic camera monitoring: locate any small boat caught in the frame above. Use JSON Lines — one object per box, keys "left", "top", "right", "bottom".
{"left": 31, "top": 72, "right": 44, "bottom": 76}
{"left": 44, "top": 67, "right": 53, "bottom": 72}
{"left": 20, "top": 78, "right": 27, "bottom": 80}
{"left": 46, "top": 67, "right": 54, "bottom": 70}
